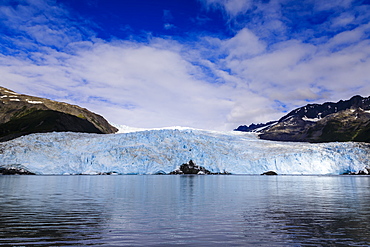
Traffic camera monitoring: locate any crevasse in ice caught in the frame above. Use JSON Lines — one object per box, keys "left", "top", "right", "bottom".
{"left": 0, "top": 129, "right": 369, "bottom": 175}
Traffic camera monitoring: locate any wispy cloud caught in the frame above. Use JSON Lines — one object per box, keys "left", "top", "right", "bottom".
{"left": 199, "top": 0, "right": 370, "bottom": 106}
{"left": 201, "top": 0, "right": 253, "bottom": 17}
{"left": 163, "top": 10, "right": 176, "bottom": 30}
{"left": 0, "top": 0, "right": 92, "bottom": 51}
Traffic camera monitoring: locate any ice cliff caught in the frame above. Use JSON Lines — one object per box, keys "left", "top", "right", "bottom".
{"left": 0, "top": 129, "right": 369, "bottom": 175}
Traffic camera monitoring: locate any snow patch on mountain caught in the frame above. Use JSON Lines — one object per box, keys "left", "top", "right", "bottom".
{"left": 4, "top": 90, "right": 19, "bottom": 95}
{"left": 302, "top": 116, "right": 321, "bottom": 122}
{"left": 0, "top": 129, "right": 368, "bottom": 175}
{"left": 25, "top": 99, "right": 43, "bottom": 104}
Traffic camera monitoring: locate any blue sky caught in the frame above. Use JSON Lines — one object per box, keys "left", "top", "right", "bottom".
{"left": 1, "top": 0, "right": 370, "bottom": 130}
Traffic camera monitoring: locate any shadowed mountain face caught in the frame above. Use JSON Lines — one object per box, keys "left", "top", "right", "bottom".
{"left": 236, "top": 95, "right": 370, "bottom": 143}
{"left": 0, "top": 110, "right": 103, "bottom": 142}
{"left": 0, "top": 86, "right": 117, "bottom": 141}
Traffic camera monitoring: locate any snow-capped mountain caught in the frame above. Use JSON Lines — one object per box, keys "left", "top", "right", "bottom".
{"left": 0, "top": 86, "right": 117, "bottom": 141}
{"left": 236, "top": 95, "right": 370, "bottom": 143}
{"left": 0, "top": 129, "right": 369, "bottom": 175}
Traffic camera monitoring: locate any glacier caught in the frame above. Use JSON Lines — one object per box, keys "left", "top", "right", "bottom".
{"left": 0, "top": 128, "right": 369, "bottom": 175}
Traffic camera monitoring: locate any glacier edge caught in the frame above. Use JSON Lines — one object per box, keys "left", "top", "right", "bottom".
{"left": 0, "top": 129, "right": 369, "bottom": 175}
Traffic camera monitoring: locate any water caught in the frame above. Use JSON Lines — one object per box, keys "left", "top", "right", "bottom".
{"left": 1, "top": 175, "right": 370, "bottom": 246}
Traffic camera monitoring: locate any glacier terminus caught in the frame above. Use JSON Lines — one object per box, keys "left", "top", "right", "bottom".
{"left": 0, "top": 128, "right": 369, "bottom": 175}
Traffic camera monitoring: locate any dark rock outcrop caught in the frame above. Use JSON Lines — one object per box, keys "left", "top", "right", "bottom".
{"left": 169, "top": 160, "right": 230, "bottom": 175}
{"left": 154, "top": 170, "right": 166, "bottom": 175}
{"left": 0, "top": 165, "right": 35, "bottom": 175}
{"left": 261, "top": 171, "right": 278, "bottom": 175}
{"left": 170, "top": 160, "right": 211, "bottom": 174}
{"left": 342, "top": 166, "right": 370, "bottom": 175}
{"left": 0, "top": 86, "right": 118, "bottom": 141}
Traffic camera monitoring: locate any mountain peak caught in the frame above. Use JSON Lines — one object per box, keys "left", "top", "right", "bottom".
{"left": 0, "top": 86, "right": 117, "bottom": 141}
{"left": 235, "top": 95, "right": 370, "bottom": 143}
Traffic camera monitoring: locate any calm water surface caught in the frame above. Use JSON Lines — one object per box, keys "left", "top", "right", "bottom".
{"left": 1, "top": 175, "right": 370, "bottom": 246}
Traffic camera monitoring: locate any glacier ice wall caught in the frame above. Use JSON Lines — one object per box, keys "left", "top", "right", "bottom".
{"left": 0, "top": 129, "right": 369, "bottom": 175}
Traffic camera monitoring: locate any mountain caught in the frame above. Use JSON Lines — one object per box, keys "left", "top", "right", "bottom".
{"left": 235, "top": 95, "right": 370, "bottom": 143}
{"left": 0, "top": 86, "right": 117, "bottom": 141}
{"left": 0, "top": 129, "right": 369, "bottom": 175}
{"left": 234, "top": 121, "right": 278, "bottom": 132}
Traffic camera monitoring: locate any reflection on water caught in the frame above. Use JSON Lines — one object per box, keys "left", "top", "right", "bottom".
{"left": 240, "top": 176, "right": 370, "bottom": 246}
{"left": 0, "top": 175, "right": 370, "bottom": 246}
{"left": 0, "top": 176, "right": 108, "bottom": 246}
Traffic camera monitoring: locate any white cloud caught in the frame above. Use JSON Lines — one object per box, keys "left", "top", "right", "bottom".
{"left": 207, "top": 20, "right": 370, "bottom": 112}
{"left": 223, "top": 28, "right": 266, "bottom": 59}
{"left": 0, "top": 39, "right": 251, "bottom": 130}
{"left": 164, "top": 23, "right": 176, "bottom": 30}
{"left": 3, "top": 28, "right": 370, "bottom": 130}
{"left": 330, "top": 12, "right": 355, "bottom": 28}
{"left": 222, "top": 0, "right": 252, "bottom": 17}
{"left": 163, "top": 10, "right": 176, "bottom": 30}
{"left": 1, "top": 0, "right": 370, "bottom": 131}
{"left": 197, "top": 0, "right": 370, "bottom": 109}
{"left": 313, "top": 0, "right": 353, "bottom": 11}
{"left": 326, "top": 27, "right": 365, "bottom": 49}
{"left": 0, "top": 0, "right": 90, "bottom": 49}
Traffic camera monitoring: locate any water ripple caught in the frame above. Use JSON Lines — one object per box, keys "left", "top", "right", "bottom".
{"left": 1, "top": 175, "right": 370, "bottom": 246}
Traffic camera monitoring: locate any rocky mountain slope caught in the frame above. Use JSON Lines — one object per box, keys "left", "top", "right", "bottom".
{"left": 235, "top": 95, "right": 370, "bottom": 143}
{"left": 0, "top": 86, "right": 117, "bottom": 141}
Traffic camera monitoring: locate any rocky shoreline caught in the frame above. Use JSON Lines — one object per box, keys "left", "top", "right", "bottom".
{"left": 0, "top": 165, "right": 35, "bottom": 175}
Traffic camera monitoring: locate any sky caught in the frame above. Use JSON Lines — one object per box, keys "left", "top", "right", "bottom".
{"left": 1, "top": 0, "right": 370, "bottom": 130}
